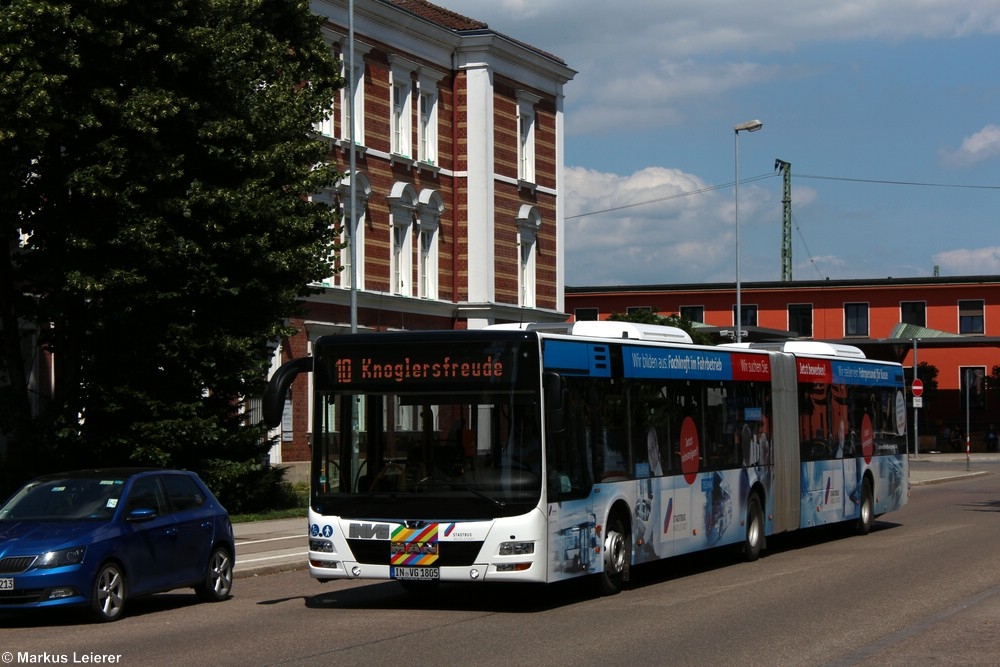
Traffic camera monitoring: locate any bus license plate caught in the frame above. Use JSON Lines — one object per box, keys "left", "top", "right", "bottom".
{"left": 390, "top": 567, "right": 439, "bottom": 581}
{"left": 0, "top": 578, "right": 13, "bottom": 590}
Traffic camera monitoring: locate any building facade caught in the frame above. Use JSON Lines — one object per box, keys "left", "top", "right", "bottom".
{"left": 269, "top": 0, "right": 575, "bottom": 463}
{"left": 567, "top": 276, "right": 1000, "bottom": 451}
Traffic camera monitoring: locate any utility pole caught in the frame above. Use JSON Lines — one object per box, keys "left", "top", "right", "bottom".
{"left": 775, "top": 159, "right": 792, "bottom": 282}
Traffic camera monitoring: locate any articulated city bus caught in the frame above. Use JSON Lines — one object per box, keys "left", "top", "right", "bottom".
{"left": 262, "top": 321, "right": 908, "bottom": 593}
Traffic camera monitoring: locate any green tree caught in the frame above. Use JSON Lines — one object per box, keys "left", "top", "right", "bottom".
{"left": 902, "top": 362, "right": 939, "bottom": 395}
{"left": 608, "top": 310, "right": 714, "bottom": 345}
{"left": 0, "top": 0, "right": 342, "bottom": 508}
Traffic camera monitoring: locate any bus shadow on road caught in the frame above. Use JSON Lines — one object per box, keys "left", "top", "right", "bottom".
{"left": 300, "top": 577, "right": 597, "bottom": 613}
{"left": 627, "top": 518, "right": 903, "bottom": 591}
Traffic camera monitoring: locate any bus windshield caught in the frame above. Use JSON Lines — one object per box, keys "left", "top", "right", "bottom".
{"left": 309, "top": 332, "right": 543, "bottom": 520}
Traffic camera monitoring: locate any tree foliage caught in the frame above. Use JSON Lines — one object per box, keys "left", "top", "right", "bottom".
{"left": 0, "top": 0, "right": 342, "bottom": 508}
{"left": 903, "top": 362, "right": 939, "bottom": 395}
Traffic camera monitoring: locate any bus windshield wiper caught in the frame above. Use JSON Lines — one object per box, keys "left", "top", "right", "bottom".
{"left": 456, "top": 484, "right": 506, "bottom": 508}
{"left": 415, "top": 476, "right": 506, "bottom": 507}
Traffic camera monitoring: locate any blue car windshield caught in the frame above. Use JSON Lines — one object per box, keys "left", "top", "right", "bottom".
{"left": 0, "top": 477, "right": 127, "bottom": 521}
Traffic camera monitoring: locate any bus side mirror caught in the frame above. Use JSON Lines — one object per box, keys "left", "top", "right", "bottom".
{"left": 262, "top": 357, "right": 314, "bottom": 428}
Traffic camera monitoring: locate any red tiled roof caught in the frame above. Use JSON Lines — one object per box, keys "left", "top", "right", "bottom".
{"left": 382, "top": 0, "right": 566, "bottom": 65}
{"left": 384, "top": 0, "right": 488, "bottom": 31}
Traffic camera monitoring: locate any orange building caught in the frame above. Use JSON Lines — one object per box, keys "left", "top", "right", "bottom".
{"left": 567, "top": 276, "right": 1000, "bottom": 451}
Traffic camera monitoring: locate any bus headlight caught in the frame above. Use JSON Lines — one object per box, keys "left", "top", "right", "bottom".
{"left": 310, "top": 539, "right": 334, "bottom": 553}
{"left": 498, "top": 541, "right": 534, "bottom": 556}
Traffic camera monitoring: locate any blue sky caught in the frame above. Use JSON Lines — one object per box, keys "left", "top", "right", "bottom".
{"left": 442, "top": 0, "right": 1000, "bottom": 286}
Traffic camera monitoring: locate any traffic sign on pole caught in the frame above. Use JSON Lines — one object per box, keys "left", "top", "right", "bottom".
{"left": 912, "top": 379, "right": 924, "bottom": 397}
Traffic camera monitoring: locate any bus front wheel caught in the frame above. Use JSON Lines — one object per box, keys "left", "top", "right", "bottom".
{"left": 595, "top": 513, "right": 629, "bottom": 595}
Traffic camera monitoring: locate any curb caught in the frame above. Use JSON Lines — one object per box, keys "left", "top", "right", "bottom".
{"left": 235, "top": 561, "right": 309, "bottom": 579}
{"left": 910, "top": 470, "right": 989, "bottom": 486}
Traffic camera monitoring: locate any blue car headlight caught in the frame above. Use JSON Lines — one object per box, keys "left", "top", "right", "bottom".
{"left": 35, "top": 546, "right": 87, "bottom": 569}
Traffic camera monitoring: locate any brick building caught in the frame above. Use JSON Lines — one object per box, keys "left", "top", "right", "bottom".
{"left": 268, "top": 0, "right": 575, "bottom": 464}
{"left": 567, "top": 276, "right": 1000, "bottom": 451}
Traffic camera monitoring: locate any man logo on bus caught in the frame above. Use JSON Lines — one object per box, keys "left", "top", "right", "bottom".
{"left": 391, "top": 542, "right": 438, "bottom": 556}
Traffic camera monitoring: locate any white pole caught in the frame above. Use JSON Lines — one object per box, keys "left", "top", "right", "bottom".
{"left": 732, "top": 120, "right": 762, "bottom": 344}
{"left": 912, "top": 338, "right": 919, "bottom": 460}
{"left": 348, "top": 0, "right": 358, "bottom": 335}
{"left": 734, "top": 131, "right": 741, "bottom": 343}
{"left": 966, "top": 368, "right": 971, "bottom": 471}
{"left": 348, "top": 0, "right": 360, "bottom": 488}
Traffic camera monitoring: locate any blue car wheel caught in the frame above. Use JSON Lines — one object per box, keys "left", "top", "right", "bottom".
{"left": 90, "top": 562, "right": 126, "bottom": 622}
{"left": 195, "top": 546, "right": 233, "bottom": 602}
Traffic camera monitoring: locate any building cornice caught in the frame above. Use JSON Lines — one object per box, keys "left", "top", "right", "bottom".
{"left": 567, "top": 275, "right": 1000, "bottom": 295}
{"left": 301, "top": 287, "right": 567, "bottom": 324}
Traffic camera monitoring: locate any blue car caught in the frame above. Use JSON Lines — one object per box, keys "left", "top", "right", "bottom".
{"left": 0, "top": 468, "right": 234, "bottom": 622}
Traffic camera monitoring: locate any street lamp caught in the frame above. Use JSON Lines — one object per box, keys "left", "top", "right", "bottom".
{"left": 734, "top": 119, "right": 763, "bottom": 344}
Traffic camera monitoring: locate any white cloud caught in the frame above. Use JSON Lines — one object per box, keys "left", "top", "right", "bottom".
{"left": 566, "top": 60, "right": 800, "bottom": 135}
{"left": 563, "top": 165, "right": 774, "bottom": 285}
{"left": 932, "top": 247, "right": 1000, "bottom": 274}
{"left": 941, "top": 125, "right": 1000, "bottom": 167}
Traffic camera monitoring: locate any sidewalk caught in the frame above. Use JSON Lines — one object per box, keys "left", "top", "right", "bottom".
{"left": 232, "top": 453, "right": 997, "bottom": 579}
{"left": 907, "top": 450, "right": 998, "bottom": 486}
{"left": 233, "top": 516, "right": 308, "bottom": 579}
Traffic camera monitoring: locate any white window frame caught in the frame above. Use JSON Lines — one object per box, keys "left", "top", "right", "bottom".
{"left": 336, "top": 172, "right": 371, "bottom": 291}
{"left": 392, "top": 224, "right": 410, "bottom": 295}
{"left": 418, "top": 90, "right": 434, "bottom": 164}
{"left": 341, "top": 46, "right": 368, "bottom": 146}
{"left": 391, "top": 79, "right": 411, "bottom": 157}
{"left": 387, "top": 182, "right": 418, "bottom": 297}
{"left": 418, "top": 227, "right": 436, "bottom": 299}
{"left": 416, "top": 69, "right": 444, "bottom": 166}
{"left": 416, "top": 189, "right": 444, "bottom": 300}
{"left": 315, "top": 104, "right": 336, "bottom": 139}
{"left": 309, "top": 188, "right": 337, "bottom": 287}
{"left": 313, "top": 32, "right": 340, "bottom": 138}
{"left": 516, "top": 205, "right": 541, "bottom": 308}
{"left": 958, "top": 299, "right": 985, "bottom": 335}
{"left": 389, "top": 56, "right": 419, "bottom": 159}
{"left": 516, "top": 90, "right": 540, "bottom": 184}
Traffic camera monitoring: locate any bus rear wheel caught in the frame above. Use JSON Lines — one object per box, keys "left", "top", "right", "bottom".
{"left": 742, "top": 493, "right": 764, "bottom": 562}
{"left": 856, "top": 478, "right": 874, "bottom": 535}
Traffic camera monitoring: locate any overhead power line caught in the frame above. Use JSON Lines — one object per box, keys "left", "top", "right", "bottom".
{"left": 796, "top": 174, "right": 1000, "bottom": 190}
{"left": 565, "top": 172, "right": 1000, "bottom": 222}
{"left": 564, "top": 173, "right": 776, "bottom": 220}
